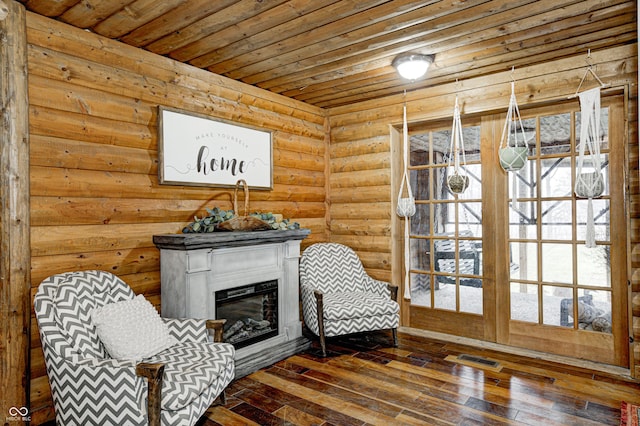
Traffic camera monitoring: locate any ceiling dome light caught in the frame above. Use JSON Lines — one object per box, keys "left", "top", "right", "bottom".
{"left": 392, "top": 53, "right": 435, "bottom": 80}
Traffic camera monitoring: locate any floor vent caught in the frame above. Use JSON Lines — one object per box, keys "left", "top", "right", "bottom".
{"left": 446, "top": 354, "right": 502, "bottom": 371}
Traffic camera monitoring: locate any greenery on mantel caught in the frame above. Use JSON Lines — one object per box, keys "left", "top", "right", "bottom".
{"left": 182, "top": 207, "right": 301, "bottom": 233}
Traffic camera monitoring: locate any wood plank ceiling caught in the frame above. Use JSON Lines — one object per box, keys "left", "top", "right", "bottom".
{"left": 20, "top": 0, "right": 637, "bottom": 108}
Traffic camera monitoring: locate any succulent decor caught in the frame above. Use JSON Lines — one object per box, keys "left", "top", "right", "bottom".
{"left": 182, "top": 206, "right": 301, "bottom": 233}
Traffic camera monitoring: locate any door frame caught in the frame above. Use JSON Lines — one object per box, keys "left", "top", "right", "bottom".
{"left": 397, "top": 94, "right": 630, "bottom": 368}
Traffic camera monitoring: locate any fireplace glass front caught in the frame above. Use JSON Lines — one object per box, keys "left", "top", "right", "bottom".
{"left": 215, "top": 279, "right": 278, "bottom": 349}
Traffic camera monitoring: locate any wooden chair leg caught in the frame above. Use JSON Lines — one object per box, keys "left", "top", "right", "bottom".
{"left": 314, "top": 290, "right": 326, "bottom": 357}
{"left": 136, "top": 362, "right": 165, "bottom": 426}
{"left": 392, "top": 328, "right": 398, "bottom": 347}
{"left": 214, "top": 390, "right": 227, "bottom": 406}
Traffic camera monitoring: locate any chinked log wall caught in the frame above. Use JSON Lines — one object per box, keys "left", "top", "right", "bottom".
{"left": 26, "top": 12, "right": 328, "bottom": 424}
{"left": 327, "top": 44, "right": 639, "bottom": 376}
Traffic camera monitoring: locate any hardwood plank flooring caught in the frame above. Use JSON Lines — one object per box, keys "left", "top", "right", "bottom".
{"left": 198, "top": 331, "right": 640, "bottom": 425}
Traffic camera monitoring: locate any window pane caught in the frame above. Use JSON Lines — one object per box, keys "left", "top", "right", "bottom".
{"left": 542, "top": 243, "right": 573, "bottom": 284}
{"left": 509, "top": 201, "right": 537, "bottom": 239}
{"left": 434, "top": 168, "right": 452, "bottom": 200}
{"left": 540, "top": 113, "right": 571, "bottom": 155}
{"left": 460, "top": 202, "right": 482, "bottom": 238}
{"left": 431, "top": 130, "right": 450, "bottom": 166}
{"left": 410, "top": 273, "right": 431, "bottom": 307}
{"left": 463, "top": 126, "right": 481, "bottom": 162}
{"left": 460, "top": 284, "right": 482, "bottom": 314}
{"left": 433, "top": 203, "right": 455, "bottom": 234}
{"left": 519, "top": 117, "right": 537, "bottom": 155}
{"left": 461, "top": 164, "right": 482, "bottom": 199}
{"left": 510, "top": 242, "right": 538, "bottom": 281}
{"left": 541, "top": 157, "right": 572, "bottom": 198}
{"left": 577, "top": 245, "right": 610, "bottom": 287}
{"left": 459, "top": 239, "right": 482, "bottom": 276}
{"left": 409, "top": 138, "right": 429, "bottom": 167}
{"left": 542, "top": 285, "right": 572, "bottom": 326}
{"left": 577, "top": 289, "right": 611, "bottom": 333}
{"left": 434, "top": 283, "right": 456, "bottom": 311}
{"left": 509, "top": 165, "right": 538, "bottom": 200}
{"left": 410, "top": 238, "right": 430, "bottom": 271}
{"left": 511, "top": 283, "right": 538, "bottom": 322}
{"left": 576, "top": 108, "right": 609, "bottom": 150}
{"left": 541, "top": 200, "right": 572, "bottom": 240}
{"left": 434, "top": 239, "right": 456, "bottom": 274}
{"left": 576, "top": 198, "right": 610, "bottom": 242}
{"left": 411, "top": 168, "right": 430, "bottom": 201}
{"left": 411, "top": 204, "right": 431, "bottom": 236}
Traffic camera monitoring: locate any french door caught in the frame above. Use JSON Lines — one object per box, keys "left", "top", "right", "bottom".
{"left": 405, "top": 97, "right": 628, "bottom": 366}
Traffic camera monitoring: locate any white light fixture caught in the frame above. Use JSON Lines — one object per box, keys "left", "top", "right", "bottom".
{"left": 392, "top": 53, "right": 435, "bottom": 80}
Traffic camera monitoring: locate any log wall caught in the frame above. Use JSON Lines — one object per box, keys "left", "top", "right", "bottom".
{"left": 327, "top": 44, "right": 639, "bottom": 374}
{"left": 26, "top": 12, "right": 328, "bottom": 424}
{"left": 0, "top": 1, "right": 30, "bottom": 419}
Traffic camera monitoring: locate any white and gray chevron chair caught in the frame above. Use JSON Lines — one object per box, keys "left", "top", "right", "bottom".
{"left": 34, "top": 270, "right": 235, "bottom": 426}
{"left": 299, "top": 243, "right": 400, "bottom": 356}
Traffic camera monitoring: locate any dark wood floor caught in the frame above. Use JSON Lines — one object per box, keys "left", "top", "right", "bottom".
{"left": 198, "top": 331, "right": 640, "bottom": 426}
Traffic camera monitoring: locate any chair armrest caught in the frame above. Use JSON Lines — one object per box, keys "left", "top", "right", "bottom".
{"left": 364, "top": 277, "right": 395, "bottom": 298}
{"left": 387, "top": 284, "right": 398, "bottom": 301}
{"left": 136, "top": 362, "right": 164, "bottom": 426}
{"left": 206, "top": 319, "right": 226, "bottom": 343}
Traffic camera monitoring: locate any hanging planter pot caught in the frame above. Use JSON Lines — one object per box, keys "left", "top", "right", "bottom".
{"left": 575, "top": 170, "right": 604, "bottom": 199}
{"left": 499, "top": 145, "right": 528, "bottom": 171}
{"left": 498, "top": 79, "right": 529, "bottom": 172}
{"left": 575, "top": 86, "right": 606, "bottom": 248}
{"left": 446, "top": 95, "right": 469, "bottom": 195}
{"left": 396, "top": 100, "right": 415, "bottom": 300}
{"left": 447, "top": 172, "right": 469, "bottom": 194}
{"left": 397, "top": 103, "right": 416, "bottom": 218}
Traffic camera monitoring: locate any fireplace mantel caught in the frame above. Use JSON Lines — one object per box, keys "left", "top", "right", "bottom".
{"left": 153, "top": 228, "right": 311, "bottom": 250}
{"left": 153, "top": 229, "right": 311, "bottom": 377}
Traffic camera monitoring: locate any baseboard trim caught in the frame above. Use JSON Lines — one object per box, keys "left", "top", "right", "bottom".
{"left": 399, "top": 326, "right": 633, "bottom": 380}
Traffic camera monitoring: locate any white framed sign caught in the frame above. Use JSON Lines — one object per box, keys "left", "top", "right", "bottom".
{"left": 158, "top": 107, "right": 273, "bottom": 189}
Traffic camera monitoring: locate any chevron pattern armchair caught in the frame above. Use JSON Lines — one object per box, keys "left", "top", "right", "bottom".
{"left": 299, "top": 243, "right": 400, "bottom": 356}
{"left": 34, "top": 270, "right": 235, "bottom": 426}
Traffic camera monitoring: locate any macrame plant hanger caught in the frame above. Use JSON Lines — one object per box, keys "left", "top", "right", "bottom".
{"left": 498, "top": 67, "right": 528, "bottom": 173}
{"left": 572, "top": 51, "right": 608, "bottom": 248}
{"left": 396, "top": 92, "right": 416, "bottom": 300}
{"left": 447, "top": 91, "right": 469, "bottom": 194}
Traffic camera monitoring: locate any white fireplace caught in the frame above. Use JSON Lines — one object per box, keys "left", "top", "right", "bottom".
{"left": 153, "top": 229, "right": 311, "bottom": 377}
